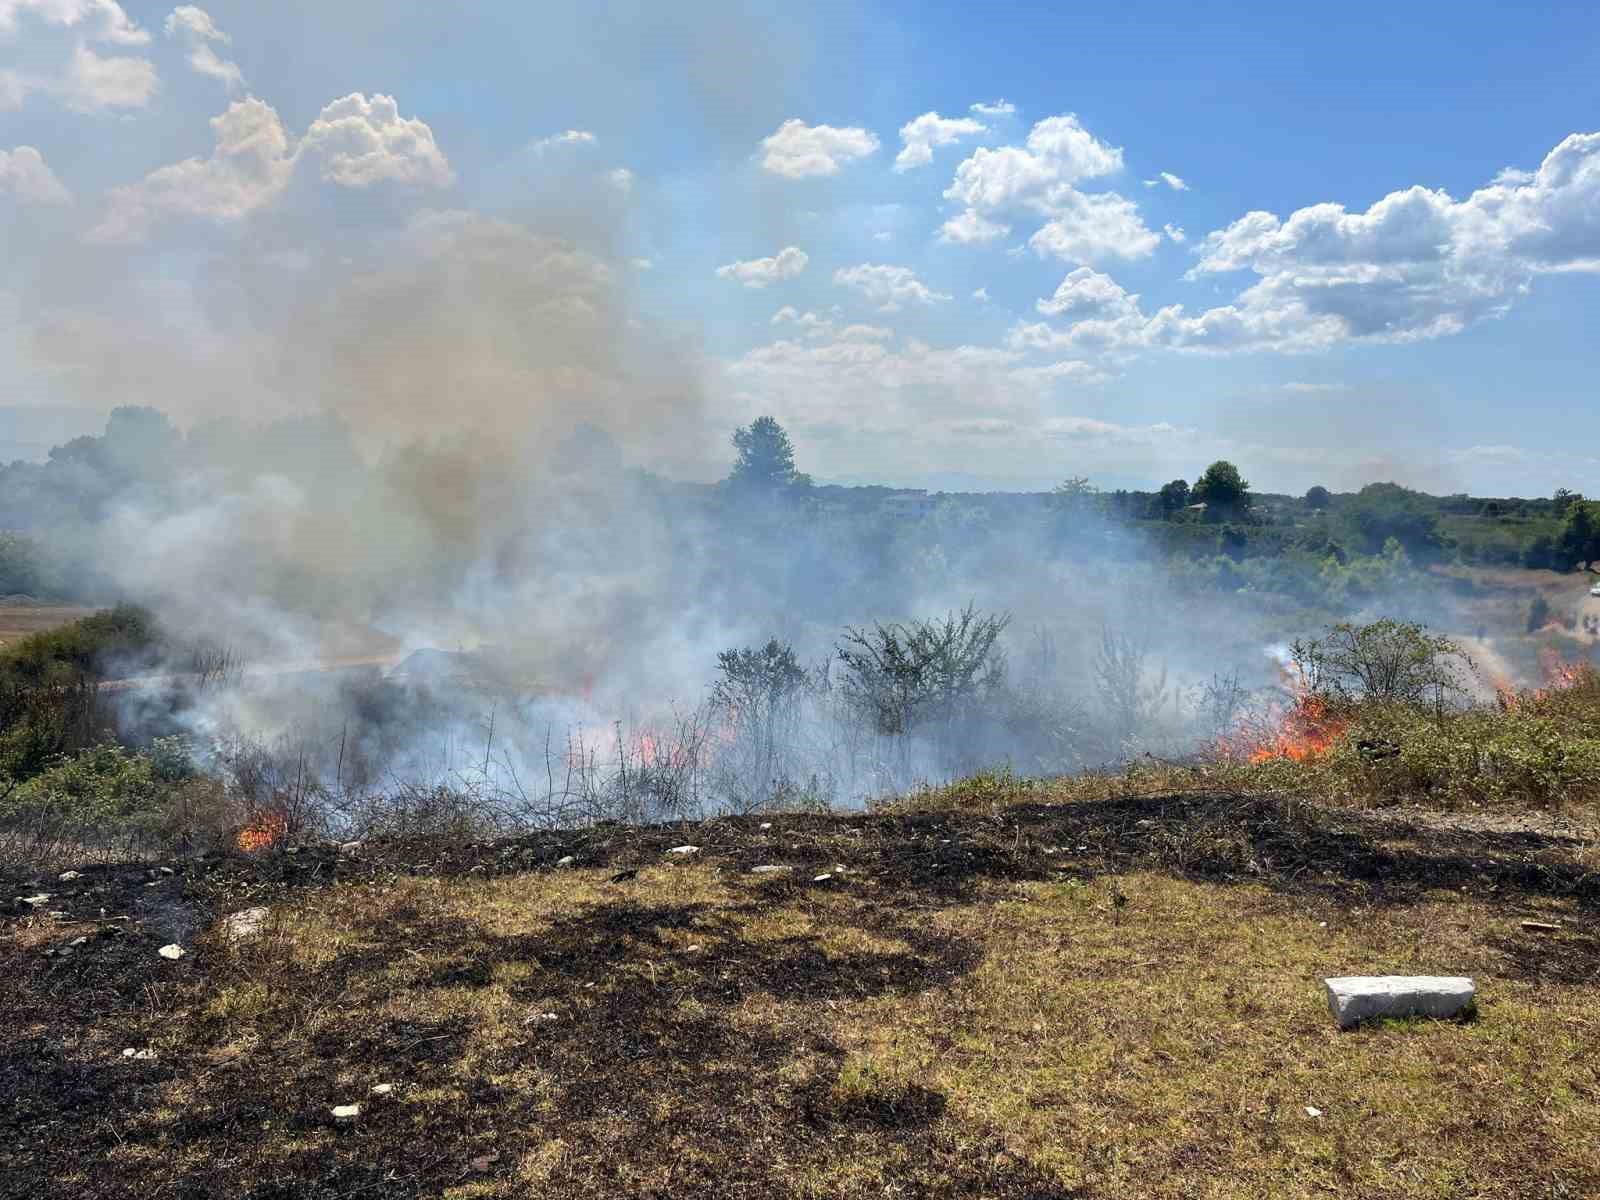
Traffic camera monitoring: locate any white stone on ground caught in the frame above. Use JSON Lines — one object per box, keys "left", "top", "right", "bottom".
{"left": 665, "top": 845, "right": 700, "bottom": 855}
{"left": 222, "top": 907, "right": 269, "bottom": 940}
{"left": 331, "top": 1104, "right": 361, "bottom": 1121}
{"left": 58, "top": 871, "right": 82, "bottom": 882}
{"left": 158, "top": 943, "right": 186, "bottom": 960}
{"left": 749, "top": 865, "right": 789, "bottom": 874}
{"left": 1323, "top": 975, "right": 1475, "bottom": 1029}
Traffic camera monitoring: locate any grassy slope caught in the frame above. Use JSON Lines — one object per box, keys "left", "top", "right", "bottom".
{"left": 5, "top": 789, "right": 1598, "bottom": 1199}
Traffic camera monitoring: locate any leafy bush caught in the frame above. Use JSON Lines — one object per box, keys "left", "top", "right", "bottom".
{"left": 1290, "top": 618, "right": 1472, "bottom": 706}
{"left": 0, "top": 604, "right": 163, "bottom": 783}
{"left": 836, "top": 605, "right": 1010, "bottom": 737}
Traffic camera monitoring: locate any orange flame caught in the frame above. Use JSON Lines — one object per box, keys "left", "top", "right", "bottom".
{"left": 1499, "top": 651, "right": 1593, "bottom": 710}
{"left": 1217, "top": 662, "right": 1349, "bottom": 764}
{"left": 1538, "top": 649, "right": 1585, "bottom": 692}
{"left": 236, "top": 811, "right": 288, "bottom": 853}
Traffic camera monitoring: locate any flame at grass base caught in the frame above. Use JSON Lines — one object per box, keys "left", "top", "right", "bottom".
{"left": 1217, "top": 690, "right": 1350, "bottom": 765}
{"left": 236, "top": 811, "right": 288, "bottom": 853}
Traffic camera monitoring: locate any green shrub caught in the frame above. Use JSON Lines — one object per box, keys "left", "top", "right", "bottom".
{"left": 4, "top": 742, "right": 165, "bottom": 825}
{"left": 0, "top": 604, "right": 164, "bottom": 783}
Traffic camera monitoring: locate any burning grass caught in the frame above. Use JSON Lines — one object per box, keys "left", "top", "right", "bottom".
{"left": 4, "top": 792, "right": 1599, "bottom": 1198}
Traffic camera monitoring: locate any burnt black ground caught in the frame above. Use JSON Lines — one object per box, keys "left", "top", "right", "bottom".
{"left": 3, "top": 792, "right": 1597, "bottom": 1199}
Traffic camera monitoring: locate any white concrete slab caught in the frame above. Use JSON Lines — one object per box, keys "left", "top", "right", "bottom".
{"left": 1324, "top": 975, "right": 1475, "bottom": 1029}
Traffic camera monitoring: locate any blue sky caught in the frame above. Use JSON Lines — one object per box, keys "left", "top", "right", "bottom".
{"left": 2, "top": 1, "right": 1598, "bottom": 495}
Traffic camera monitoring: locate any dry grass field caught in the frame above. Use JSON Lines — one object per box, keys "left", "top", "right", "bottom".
{"left": 5, "top": 787, "right": 1597, "bottom": 1199}
{"left": 0, "top": 603, "right": 100, "bottom": 649}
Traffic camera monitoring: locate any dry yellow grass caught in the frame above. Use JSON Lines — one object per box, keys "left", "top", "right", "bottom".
{"left": 0, "top": 602, "right": 99, "bottom": 648}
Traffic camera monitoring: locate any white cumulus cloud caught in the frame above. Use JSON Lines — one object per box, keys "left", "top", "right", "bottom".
{"left": 0, "top": 144, "right": 70, "bottom": 203}
{"left": 941, "top": 114, "right": 1158, "bottom": 264}
{"left": 759, "top": 118, "right": 878, "bottom": 178}
{"left": 164, "top": 6, "right": 241, "bottom": 91}
{"left": 833, "top": 263, "right": 951, "bottom": 312}
{"left": 1007, "top": 130, "right": 1600, "bottom": 359}
{"left": 1036, "top": 267, "right": 1140, "bottom": 319}
{"left": 894, "top": 111, "right": 986, "bottom": 172}
{"left": 715, "top": 246, "right": 809, "bottom": 288}
{"left": 92, "top": 92, "right": 453, "bottom": 241}
{"left": 938, "top": 208, "right": 1010, "bottom": 245}
{"left": 300, "top": 93, "right": 454, "bottom": 189}
{"left": 1175, "top": 130, "right": 1600, "bottom": 350}
{"left": 0, "top": 0, "right": 156, "bottom": 111}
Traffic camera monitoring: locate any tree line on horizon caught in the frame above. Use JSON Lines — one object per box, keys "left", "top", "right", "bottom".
{"left": 0, "top": 406, "right": 1596, "bottom": 603}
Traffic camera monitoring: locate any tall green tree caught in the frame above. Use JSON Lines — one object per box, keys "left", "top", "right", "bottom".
{"left": 1304, "top": 485, "right": 1332, "bottom": 511}
{"left": 1191, "top": 461, "right": 1251, "bottom": 520}
{"left": 727, "top": 417, "right": 810, "bottom": 494}
{"left": 1155, "top": 478, "right": 1190, "bottom": 517}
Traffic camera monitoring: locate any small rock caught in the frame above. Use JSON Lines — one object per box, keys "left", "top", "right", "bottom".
{"left": 369, "top": 1083, "right": 394, "bottom": 1097}
{"left": 331, "top": 1104, "right": 361, "bottom": 1122}
{"left": 684, "top": 944, "right": 703, "bottom": 953}
{"left": 19, "top": 894, "right": 52, "bottom": 907}
{"left": 759, "top": 823, "right": 772, "bottom": 830}
{"left": 556, "top": 856, "right": 575, "bottom": 867}
{"left": 159, "top": 867, "right": 175, "bottom": 876}
{"left": 157, "top": 943, "right": 186, "bottom": 961}
{"left": 1304, "top": 1106, "right": 1323, "bottom": 1118}
{"left": 222, "top": 907, "right": 269, "bottom": 940}
{"left": 58, "top": 871, "right": 82, "bottom": 882}
{"left": 122, "top": 1048, "right": 158, "bottom": 1061}
{"left": 1324, "top": 975, "right": 1475, "bottom": 1029}
{"left": 68, "top": 935, "right": 88, "bottom": 948}
{"left": 665, "top": 845, "right": 700, "bottom": 856}
{"left": 811, "top": 873, "right": 833, "bottom": 883}
{"left": 339, "top": 841, "right": 363, "bottom": 856}
{"left": 749, "top": 864, "right": 789, "bottom": 874}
